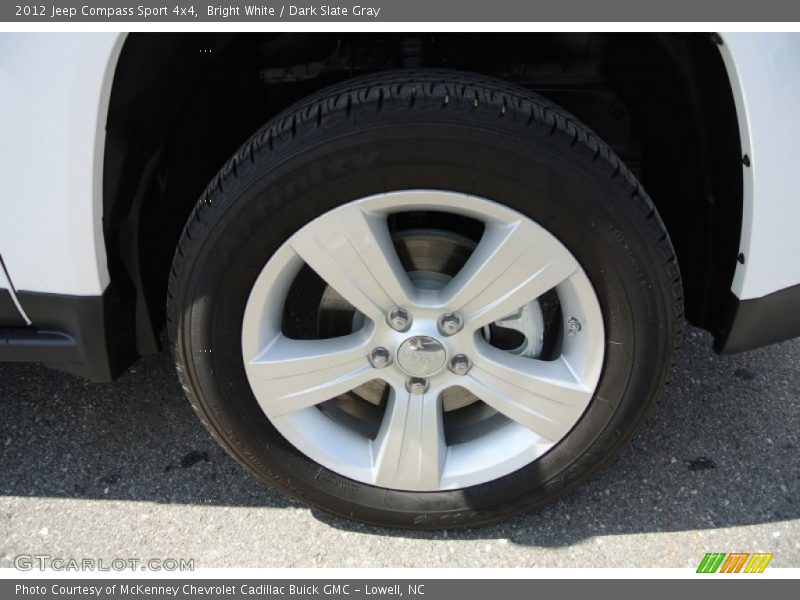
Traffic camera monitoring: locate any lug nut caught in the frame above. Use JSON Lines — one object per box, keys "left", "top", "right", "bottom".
{"left": 449, "top": 354, "right": 471, "bottom": 376}
{"left": 438, "top": 312, "right": 464, "bottom": 336}
{"left": 567, "top": 317, "right": 582, "bottom": 336}
{"left": 387, "top": 308, "right": 411, "bottom": 332}
{"left": 406, "top": 377, "right": 429, "bottom": 395}
{"left": 369, "top": 347, "right": 392, "bottom": 369}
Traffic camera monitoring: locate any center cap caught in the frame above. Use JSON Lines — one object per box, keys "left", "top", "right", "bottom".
{"left": 396, "top": 336, "right": 447, "bottom": 377}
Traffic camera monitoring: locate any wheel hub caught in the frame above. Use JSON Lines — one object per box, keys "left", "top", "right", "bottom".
{"left": 317, "top": 228, "right": 482, "bottom": 412}
{"left": 396, "top": 335, "right": 447, "bottom": 377}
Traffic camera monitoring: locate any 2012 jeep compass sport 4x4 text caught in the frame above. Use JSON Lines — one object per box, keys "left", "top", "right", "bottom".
{"left": 1, "top": 32, "right": 799, "bottom": 528}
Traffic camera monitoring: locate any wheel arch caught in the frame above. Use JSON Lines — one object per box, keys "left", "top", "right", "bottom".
{"left": 101, "top": 32, "right": 744, "bottom": 360}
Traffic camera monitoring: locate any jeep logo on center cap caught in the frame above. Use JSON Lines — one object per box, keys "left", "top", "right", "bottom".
{"left": 396, "top": 336, "right": 447, "bottom": 377}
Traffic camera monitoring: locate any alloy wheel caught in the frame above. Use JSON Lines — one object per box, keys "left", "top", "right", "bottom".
{"left": 241, "top": 190, "right": 605, "bottom": 491}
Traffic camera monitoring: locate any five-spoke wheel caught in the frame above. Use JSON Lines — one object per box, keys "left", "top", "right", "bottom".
{"left": 242, "top": 191, "right": 604, "bottom": 491}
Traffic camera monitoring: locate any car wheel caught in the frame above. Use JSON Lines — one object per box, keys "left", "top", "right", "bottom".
{"left": 168, "top": 70, "right": 683, "bottom": 528}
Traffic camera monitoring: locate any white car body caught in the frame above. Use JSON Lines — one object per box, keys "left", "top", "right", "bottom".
{"left": 720, "top": 33, "right": 800, "bottom": 299}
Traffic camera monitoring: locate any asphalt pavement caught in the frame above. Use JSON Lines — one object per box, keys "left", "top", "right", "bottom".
{"left": 0, "top": 325, "right": 798, "bottom": 568}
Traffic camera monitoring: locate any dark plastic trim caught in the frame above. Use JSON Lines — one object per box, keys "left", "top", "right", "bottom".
{"left": 0, "top": 329, "right": 79, "bottom": 363}
{"left": 0, "top": 289, "right": 27, "bottom": 326}
{"left": 714, "top": 283, "right": 800, "bottom": 354}
{"left": 0, "top": 287, "right": 138, "bottom": 382}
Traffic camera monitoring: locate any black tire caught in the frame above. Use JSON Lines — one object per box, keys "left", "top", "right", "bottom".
{"left": 168, "top": 70, "right": 683, "bottom": 529}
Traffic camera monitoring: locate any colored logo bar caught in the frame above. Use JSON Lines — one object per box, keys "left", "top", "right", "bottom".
{"left": 697, "top": 552, "right": 773, "bottom": 573}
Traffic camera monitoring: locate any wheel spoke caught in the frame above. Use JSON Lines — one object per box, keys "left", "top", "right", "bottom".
{"left": 245, "top": 333, "right": 374, "bottom": 417}
{"left": 463, "top": 343, "right": 593, "bottom": 441}
{"left": 442, "top": 219, "right": 579, "bottom": 330}
{"left": 372, "top": 384, "right": 446, "bottom": 489}
{"left": 289, "top": 205, "right": 415, "bottom": 322}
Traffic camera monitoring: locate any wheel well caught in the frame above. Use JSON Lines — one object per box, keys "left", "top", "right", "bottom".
{"left": 103, "top": 32, "right": 742, "bottom": 356}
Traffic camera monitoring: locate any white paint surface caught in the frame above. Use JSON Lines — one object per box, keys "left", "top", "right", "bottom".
{"left": 0, "top": 33, "right": 124, "bottom": 296}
